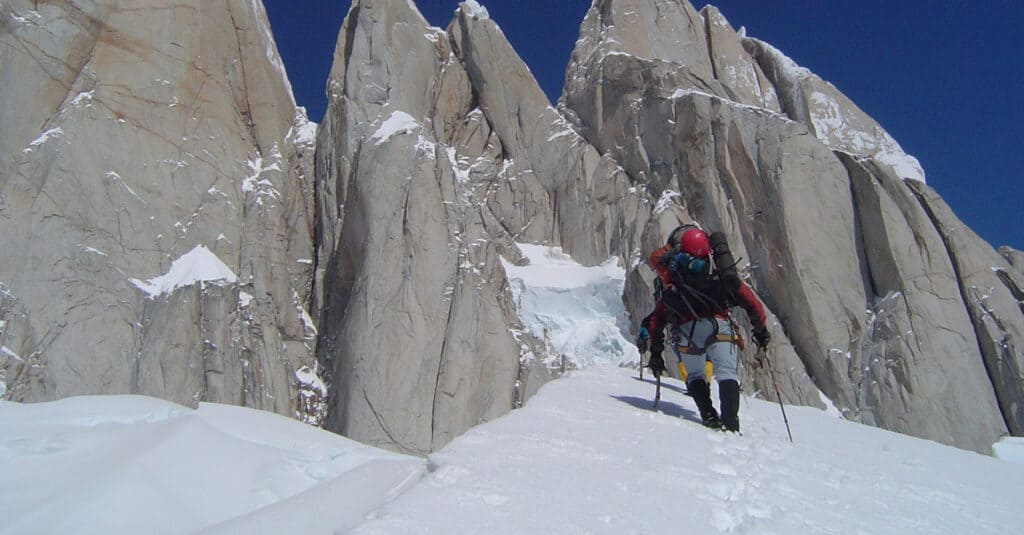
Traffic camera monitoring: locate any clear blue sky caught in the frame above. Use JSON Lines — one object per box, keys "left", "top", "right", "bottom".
{"left": 265, "top": 1, "right": 1023, "bottom": 250}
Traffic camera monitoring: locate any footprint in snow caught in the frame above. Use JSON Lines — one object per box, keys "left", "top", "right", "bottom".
{"left": 709, "top": 462, "right": 738, "bottom": 476}
{"left": 429, "top": 464, "right": 472, "bottom": 487}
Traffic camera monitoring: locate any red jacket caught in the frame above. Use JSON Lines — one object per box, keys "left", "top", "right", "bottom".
{"left": 646, "top": 244, "right": 767, "bottom": 354}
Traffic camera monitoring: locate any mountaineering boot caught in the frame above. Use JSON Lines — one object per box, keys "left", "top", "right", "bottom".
{"left": 719, "top": 379, "right": 741, "bottom": 433}
{"left": 687, "top": 379, "right": 721, "bottom": 429}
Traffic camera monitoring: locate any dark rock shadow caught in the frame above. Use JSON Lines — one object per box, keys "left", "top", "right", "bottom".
{"left": 611, "top": 394, "right": 702, "bottom": 424}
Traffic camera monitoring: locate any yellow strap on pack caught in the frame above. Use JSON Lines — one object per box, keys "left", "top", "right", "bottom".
{"left": 674, "top": 334, "right": 738, "bottom": 355}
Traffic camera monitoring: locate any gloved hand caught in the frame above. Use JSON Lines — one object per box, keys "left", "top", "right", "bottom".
{"left": 648, "top": 351, "right": 665, "bottom": 375}
{"left": 635, "top": 326, "right": 649, "bottom": 353}
{"left": 752, "top": 326, "right": 771, "bottom": 349}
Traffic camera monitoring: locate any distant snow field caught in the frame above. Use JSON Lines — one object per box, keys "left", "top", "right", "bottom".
{"left": 2, "top": 243, "right": 1021, "bottom": 534}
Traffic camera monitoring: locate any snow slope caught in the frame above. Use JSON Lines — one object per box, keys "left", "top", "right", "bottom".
{"left": 0, "top": 397, "right": 423, "bottom": 534}
{"left": 3, "top": 369, "right": 1021, "bottom": 534}
{"left": 2, "top": 244, "right": 1022, "bottom": 534}
{"left": 354, "top": 366, "right": 1021, "bottom": 534}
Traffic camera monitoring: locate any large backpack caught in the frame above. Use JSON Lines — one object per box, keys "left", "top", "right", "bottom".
{"left": 658, "top": 227, "right": 742, "bottom": 317}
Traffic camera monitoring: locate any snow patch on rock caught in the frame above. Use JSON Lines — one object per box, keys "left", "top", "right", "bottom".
{"left": 371, "top": 111, "right": 421, "bottom": 146}
{"left": 750, "top": 38, "right": 925, "bottom": 183}
{"left": 654, "top": 189, "right": 681, "bottom": 214}
{"left": 129, "top": 245, "right": 238, "bottom": 298}
{"left": 287, "top": 107, "right": 318, "bottom": 146}
{"left": 461, "top": 1, "right": 490, "bottom": 19}
{"left": 22, "top": 128, "right": 64, "bottom": 153}
{"left": 242, "top": 145, "right": 283, "bottom": 205}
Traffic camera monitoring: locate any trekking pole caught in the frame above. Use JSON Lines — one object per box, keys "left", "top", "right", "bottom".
{"left": 653, "top": 370, "right": 662, "bottom": 409}
{"left": 761, "top": 346, "right": 794, "bottom": 442}
{"left": 639, "top": 350, "right": 644, "bottom": 381}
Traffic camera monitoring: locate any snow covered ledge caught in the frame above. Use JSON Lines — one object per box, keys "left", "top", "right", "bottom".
{"left": 129, "top": 245, "right": 237, "bottom": 298}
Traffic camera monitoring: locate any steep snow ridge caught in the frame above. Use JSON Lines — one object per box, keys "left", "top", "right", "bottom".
{"left": 501, "top": 244, "right": 636, "bottom": 367}
{"left": 875, "top": 130, "right": 927, "bottom": 182}
{"left": 753, "top": 37, "right": 811, "bottom": 81}
{"left": 808, "top": 90, "right": 926, "bottom": 182}
{"left": 129, "top": 245, "right": 238, "bottom": 298}
{"left": 747, "top": 37, "right": 926, "bottom": 182}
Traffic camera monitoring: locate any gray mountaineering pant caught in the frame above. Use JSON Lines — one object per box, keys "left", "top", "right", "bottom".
{"left": 669, "top": 317, "right": 739, "bottom": 383}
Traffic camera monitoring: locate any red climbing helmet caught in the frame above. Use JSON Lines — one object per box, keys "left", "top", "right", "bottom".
{"left": 668, "top": 225, "right": 711, "bottom": 257}
{"left": 680, "top": 228, "right": 711, "bottom": 257}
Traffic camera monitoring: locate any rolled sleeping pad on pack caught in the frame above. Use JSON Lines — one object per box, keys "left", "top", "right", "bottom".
{"left": 708, "top": 231, "right": 740, "bottom": 292}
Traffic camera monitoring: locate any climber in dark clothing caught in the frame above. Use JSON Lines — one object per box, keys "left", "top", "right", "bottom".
{"left": 645, "top": 224, "right": 770, "bottom": 432}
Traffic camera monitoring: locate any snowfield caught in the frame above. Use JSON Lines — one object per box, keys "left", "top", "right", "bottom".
{"left": 0, "top": 396, "right": 423, "bottom": 534}
{"left": 2, "top": 244, "right": 1022, "bottom": 534}
{"left": 357, "top": 366, "right": 1022, "bottom": 534}
{"left": 2, "top": 369, "right": 1021, "bottom": 534}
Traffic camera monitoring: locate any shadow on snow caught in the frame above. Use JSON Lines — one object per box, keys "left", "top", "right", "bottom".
{"left": 611, "top": 384, "right": 702, "bottom": 424}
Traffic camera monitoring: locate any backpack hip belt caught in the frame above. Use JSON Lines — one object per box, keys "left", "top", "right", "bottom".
{"left": 675, "top": 332, "right": 742, "bottom": 355}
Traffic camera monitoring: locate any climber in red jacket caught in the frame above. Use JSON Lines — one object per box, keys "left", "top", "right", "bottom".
{"left": 645, "top": 224, "right": 770, "bottom": 432}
